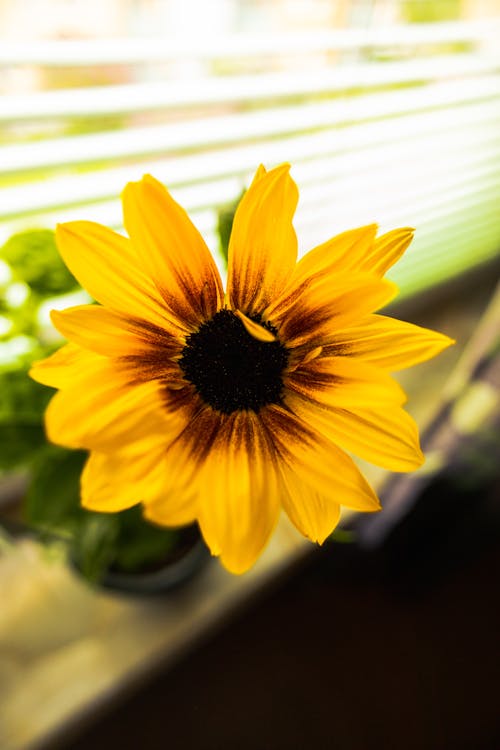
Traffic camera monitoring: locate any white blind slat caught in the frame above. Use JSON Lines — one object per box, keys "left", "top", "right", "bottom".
{"left": 2, "top": 19, "right": 499, "bottom": 299}
{"left": 2, "top": 53, "right": 499, "bottom": 123}
{"left": 2, "top": 76, "right": 499, "bottom": 176}
{"left": 1, "top": 20, "right": 499, "bottom": 66}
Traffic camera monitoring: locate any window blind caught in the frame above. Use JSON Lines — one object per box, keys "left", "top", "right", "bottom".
{"left": 1, "top": 19, "right": 500, "bottom": 298}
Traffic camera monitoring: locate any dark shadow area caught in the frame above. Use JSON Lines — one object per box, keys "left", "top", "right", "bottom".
{"left": 63, "top": 458, "right": 500, "bottom": 750}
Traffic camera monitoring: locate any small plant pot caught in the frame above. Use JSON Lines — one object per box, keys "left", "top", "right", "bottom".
{"left": 99, "top": 524, "right": 211, "bottom": 595}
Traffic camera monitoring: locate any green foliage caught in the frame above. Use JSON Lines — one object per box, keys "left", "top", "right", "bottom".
{"left": 2, "top": 229, "right": 77, "bottom": 296}
{"left": 328, "top": 528, "right": 356, "bottom": 544}
{"left": 0, "top": 364, "right": 54, "bottom": 470}
{"left": 0, "top": 365, "right": 53, "bottom": 420}
{"left": 0, "top": 226, "right": 187, "bottom": 581}
{"left": 217, "top": 189, "right": 245, "bottom": 267}
{"left": 0, "top": 229, "right": 70, "bottom": 471}
{"left": 25, "top": 447, "right": 87, "bottom": 529}
{"left": 401, "top": 0, "right": 461, "bottom": 23}
{"left": 24, "top": 445, "right": 182, "bottom": 582}
{"left": 0, "top": 421, "right": 47, "bottom": 471}
{"left": 71, "top": 513, "right": 120, "bottom": 583}
{"left": 25, "top": 445, "right": 120, "bottom": 582}
{"left": 109, "top": 505, "right": 181, "bottom": 574}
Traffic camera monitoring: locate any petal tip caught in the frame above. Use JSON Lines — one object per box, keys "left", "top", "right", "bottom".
{"left": 27, "top": 364, "right": 42, "bottom": 383}
{"left": 360, "top": 499, "right": 382, "bottom": 514}
{"left": 142, "top": 173, "right": 163, "bottom": 189}
{"left": 400, "top": 448, "right": 425, "bottom": 472}
{"left": 268, "top": 161, "right": 291, "bottom": 176}
{"left": 121, "top": 178, "right": 144, "bottom": 201}
{"left": 55, "top": 222, "right": 73, "bottom": 240}
{"left": 384, "top": 278, "right": 400, "bottom": 299}
{"left": 219, "top": 554, "right": 251, "bottom": 576}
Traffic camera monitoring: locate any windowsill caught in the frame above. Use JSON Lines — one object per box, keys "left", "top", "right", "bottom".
{"left": 0, "top": 269, "right": 495, "bottom": 750}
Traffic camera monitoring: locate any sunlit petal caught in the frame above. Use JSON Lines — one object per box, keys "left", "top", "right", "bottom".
{"left": 227, "top": 164, "right": 298, "bottom": 315}
{"left": 326, "top": 314, "right": 455, "bottom": 370}
{"left": 122, "top": 174, "right": 224, "bottom": 330}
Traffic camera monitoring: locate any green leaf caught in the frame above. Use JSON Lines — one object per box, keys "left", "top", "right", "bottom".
{"left": 0, "top": 367, "right": 54, "bottom": 469}
{"left": 111, "top": 505, "right": 181, "bottom": 574}
{"left": 328, "top": 528, "right": 356, "bottom": 544}
{"left": 24, "top": 446, "right": 117, "bottom": 582}
{"left": 0, "top": 421, "right": 47, "bottom": 470}
{"left": 25, "top": 446, "right": 183, "bottom": 581}
{"left": 72, "top": 514, "right": 120, "bottom": 583}
{"left": 217, "top": 190, "right": 245, "bottom": 268}
{"left": 0, "top": 366, "right": 53, "bottom": 420}
{"left": 1, "top": 229, "right": 77, "bottom": 296}
{"left": 25, "top": 446, "right": 87, "bottom": 528}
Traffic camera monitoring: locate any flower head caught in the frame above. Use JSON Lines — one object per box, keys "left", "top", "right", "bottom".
{"left": 30, "top": 165, "right": 453, "bottom": 574}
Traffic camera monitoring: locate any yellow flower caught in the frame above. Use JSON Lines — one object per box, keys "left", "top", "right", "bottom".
{"left": 30, "top": 165, "right": 453, "bottom": 574}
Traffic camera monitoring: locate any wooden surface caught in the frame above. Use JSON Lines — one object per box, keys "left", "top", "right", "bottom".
{"left": 0, "top": 516, "right": 310, "bottom": 750}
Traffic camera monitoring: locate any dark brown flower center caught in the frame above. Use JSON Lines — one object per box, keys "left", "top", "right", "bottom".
{"left": 179, "top": 309, "right": 288, "bottom": 414}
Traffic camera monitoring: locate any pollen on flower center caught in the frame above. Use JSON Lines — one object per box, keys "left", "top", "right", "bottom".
{"left": 179, "top": 309, "right": 289, "bottom": 414}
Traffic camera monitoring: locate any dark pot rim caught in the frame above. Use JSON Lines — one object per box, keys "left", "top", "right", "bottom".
{"left": 99, "top": 534, "right": 211, "bottom": 595}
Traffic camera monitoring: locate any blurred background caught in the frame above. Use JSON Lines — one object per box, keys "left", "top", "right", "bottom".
{"left": 1, "top": 1, "right": 499, "bottom": 749}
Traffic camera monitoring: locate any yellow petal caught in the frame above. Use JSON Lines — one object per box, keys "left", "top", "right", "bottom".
{"left": 227, "top": 164, "right": 298, "bottom": 316}
{"left": 29, "top": 344, "right": 101, "bottom": 389}
{"left": 197, "top": 411, "right": 280, "bottom": 574}
{"left": 327, "top": 314, "right": 455, "bottom": 371}
{"left": 234, "top": 309, "right": 276, "bottom": 342}
{"left": 45, "top": 375, "right": 179, "bottom": 453}
{"left": 82, "top": 453, "right": 138, "bottom": 512}
{"left": 268, "top": 272, "right": 398, "bottom": 348}
{"left": 82, "top": 448, "right": 170, "bottom": 512}
{"left": 250, "top": 163, "right": 268, "bottom": 184}
{"left": 143, "top": 417, "right": 211, "bottom": 527}
{"left": 51, "top": 305, "right": 182, "bottom": 359}
{"left": 143, "top": 487, "right": 199, "bottom": 528}
{"left": 296, "top": 346, "right": 323, "bottom": 368}
{"left": 122, "top": 174, "right": 224, "bottom": 329}
{"left": 262, "top": 405, "right": 381, "bottom": 514}
{"left": 280, "top": 473, "right": 341, "bottom": 544}
{"left": 55, "top": 221, "right": 176, "bottom": 331}
{"left": 288, "top": 355, "right": 407, "bottom": 408}
{"left": 366, "top": 227, "right": 415, "bottom": 277}
{"left": 291, "top": 225, "right": 378, "bottom": 286}
{"left": 163, "top": 405, "right": 226, "bottom": 489}
{"left": 291, "top": 225, "right": 413, "bottom": 281}
{"left": 287, "top": 391, "right": 424, "bottom": 471}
